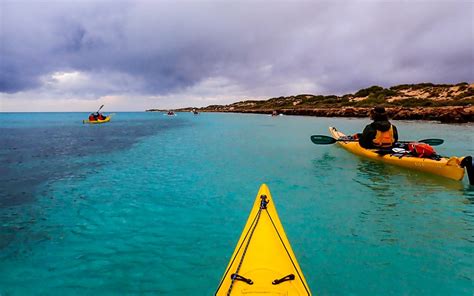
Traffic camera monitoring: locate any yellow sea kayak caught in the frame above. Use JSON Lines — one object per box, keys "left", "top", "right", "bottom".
{"left": 215, "top": 184, "right": 311, "bottom": 296}
{"left": 329, "top": 126, "right": 469, "bottom": 181}
{"left": 82, "top": 116, "right": 111, "bottom": 124}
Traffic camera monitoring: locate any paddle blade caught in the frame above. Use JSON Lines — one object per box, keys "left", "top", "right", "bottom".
{"left": 419, "top": 139, "right": 444, "bottom": 146}
{"left": 310, "top": 135, "right": 337, "bottom": 145}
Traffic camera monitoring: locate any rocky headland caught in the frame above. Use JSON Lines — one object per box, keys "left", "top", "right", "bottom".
{"left": 150, "top": 83, "right": 474, "bottom": 123}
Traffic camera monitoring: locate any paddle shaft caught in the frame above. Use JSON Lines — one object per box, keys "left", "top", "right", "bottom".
{"left": 335, "top": 139, "right": 440, "bottom": 144}
{"left": 310, "top": 135, "right": 443, "bottom": 146}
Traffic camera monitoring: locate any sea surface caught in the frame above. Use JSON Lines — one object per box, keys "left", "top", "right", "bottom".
{"left": 0, "top": 112, "right": 473, "bottom": 295}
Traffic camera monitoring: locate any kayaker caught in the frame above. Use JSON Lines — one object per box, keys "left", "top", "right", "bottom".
{"left": 88, "top": 112, "right": 106, "bottom": 121}
{"left": 358, "top": 106, "right": 398, "bottom": 149}
{"left": 90, "top": 112, "right": 98, "bottom": 121}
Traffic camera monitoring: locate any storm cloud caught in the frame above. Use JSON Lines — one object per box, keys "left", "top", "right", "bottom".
{"left": 0, "top": 0, "right": 472, "bottom": 110}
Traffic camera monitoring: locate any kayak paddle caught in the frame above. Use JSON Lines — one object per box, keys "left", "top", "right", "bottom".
{"left": 399, "top": 139, "right": 444, "bottom": 146}
{"left": 97, "top": 105, "right": 104, "bottom": 113}
{"left": 310, "top": 135, "right": 444, "bottom": 146}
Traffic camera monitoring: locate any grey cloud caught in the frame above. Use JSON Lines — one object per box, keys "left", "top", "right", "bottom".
{"left": 0, "top": 0, "right": 472, "bottom": 100}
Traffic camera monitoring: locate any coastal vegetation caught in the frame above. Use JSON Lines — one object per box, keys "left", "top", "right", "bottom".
{"left": 151, "top": 82, "right": 474, "bottom": 123}
{"left": 201, "top": 82, "right": 474, "bottom": 109}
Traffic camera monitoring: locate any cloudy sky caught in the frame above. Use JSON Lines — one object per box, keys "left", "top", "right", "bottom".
{"left": 0, "top": 0, "right": 472, "bottom": 111}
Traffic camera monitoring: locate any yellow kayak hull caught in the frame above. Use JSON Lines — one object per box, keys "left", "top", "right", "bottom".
{"left": 329, "top": 127, "right": 466, "bottom": 181}
{"left": 83, "top": 116, "right": 111, "bottom": 124}
{"left": 216, "top": 184, "right": 311, "bottom": 295}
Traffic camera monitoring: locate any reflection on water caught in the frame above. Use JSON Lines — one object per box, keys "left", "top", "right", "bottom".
{"left": 354, "top": 158, "right": 465, "bottom": 192}
{"left": 311, "top": 152, "right": 338, "bottom": 177}
{"left": 347, "top": 157, "right": 474, "bottom": 250}
{"left": 462, "top": 186, "right": 474, "bottom": 205}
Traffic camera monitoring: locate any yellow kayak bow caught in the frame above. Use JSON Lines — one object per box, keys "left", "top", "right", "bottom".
{"left": 215, "top": 184, "right": 311, "bottom": 295}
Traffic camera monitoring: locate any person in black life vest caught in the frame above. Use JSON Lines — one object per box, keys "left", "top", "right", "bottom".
{"left": 358, "top": 106, "right": 398, "bottom": 149}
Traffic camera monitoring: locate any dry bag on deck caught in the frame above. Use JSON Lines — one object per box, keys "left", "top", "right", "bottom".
{"left": 408, "top": 143, "right": 436, "bottom": 158}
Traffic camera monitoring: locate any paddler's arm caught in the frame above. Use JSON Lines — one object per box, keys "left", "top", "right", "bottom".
{"left": 359, "top": 124, "right": 376, "bottom": 148}
{"left": 392, "top": 125, "right": 399, "bottom": 143}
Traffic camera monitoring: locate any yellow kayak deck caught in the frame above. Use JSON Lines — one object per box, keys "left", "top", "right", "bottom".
{"left": 216, "top": 184, "right": 311, "bottom": 295}
{"left": 329, "top": 126, "right": 466, "bottom": 181}
{"left": 83, "top": 116, "right": 111, "bottom": 124}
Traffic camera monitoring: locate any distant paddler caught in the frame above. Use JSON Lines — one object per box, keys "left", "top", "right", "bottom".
{"left": 83, "top": 105, "right": 111, "bottom": 124}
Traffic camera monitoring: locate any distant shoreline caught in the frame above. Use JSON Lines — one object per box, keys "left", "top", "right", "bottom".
{"left": 145, "top": 107, "right": 474, "bottom": 124}
{"left": 149, "top": 82, "right": 474, "bottom": 123}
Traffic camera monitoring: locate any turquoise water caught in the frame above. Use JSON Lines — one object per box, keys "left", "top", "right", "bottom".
{"left": 0, "top": 112, "right": 473, "bottom": 295}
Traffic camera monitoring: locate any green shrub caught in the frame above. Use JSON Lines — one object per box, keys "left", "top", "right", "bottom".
{"left": 391, "top": 98, "right": 434, "bottom": 107}
{"left": 354, "top": 85, "right": 384, "bottom": 97}
{"left": 380, "top": 88, "right": 397, "bottom": 96}
{"left": 389, "top": 83, "right": 454, "bottom": 91}
{"left": 352, "top": 93, "right": 387, "bottom": 107}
